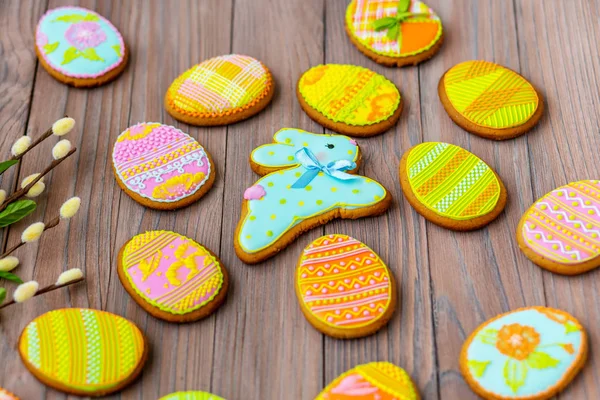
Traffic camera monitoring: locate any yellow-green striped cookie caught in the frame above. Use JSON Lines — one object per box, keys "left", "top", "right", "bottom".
{"left": 18, "top": 308, "right": 147, "bottom": 397}
{"left": 439, "top": 60, "right": 543, "bottom": 140}
{"left": 399, "top": 142, "right": 507, "bottom": 230}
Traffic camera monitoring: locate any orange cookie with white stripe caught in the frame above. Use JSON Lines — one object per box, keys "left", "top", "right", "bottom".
{"left": 295, "top": 234, "right": 396, "bottom": 339}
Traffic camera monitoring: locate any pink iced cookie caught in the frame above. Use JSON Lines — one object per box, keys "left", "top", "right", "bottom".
{"left": 112, "top": 123, "right": 215, "bottom": 210}
{"left": 118, "top": 230, "right": 229, "bottom": 323}
{"left": 518, "top": 180, "right": 600, "bottom": 275}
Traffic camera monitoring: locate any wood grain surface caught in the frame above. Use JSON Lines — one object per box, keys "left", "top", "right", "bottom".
{"left": 0, "top": 0, "right": 599, "bottom": 399}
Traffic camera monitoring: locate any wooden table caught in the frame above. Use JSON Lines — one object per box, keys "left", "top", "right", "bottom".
{"left": 1, "top": 0, "right": 599, "bottom": 399}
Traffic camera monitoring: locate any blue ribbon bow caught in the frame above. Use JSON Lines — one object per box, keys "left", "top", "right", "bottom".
{"left": 290, "top": 147, "right": 357, "bottom": 189}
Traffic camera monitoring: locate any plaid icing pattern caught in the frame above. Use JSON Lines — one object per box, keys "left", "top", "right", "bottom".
{"left": 171, "top": 55, "right": 269, "bottom": 114}
{"left": 350, "top": 0, "right": 439, "bottom": 53}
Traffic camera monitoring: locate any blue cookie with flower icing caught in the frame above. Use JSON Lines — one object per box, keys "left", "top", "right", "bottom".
{"left": 234, "top": 128, "right": 392, "bottom": 264}
{"left": 35, "top": 6, "right": 128, "bottom": 87}
{"left": 461, "top": 306, "right": 588, "bottom": 400}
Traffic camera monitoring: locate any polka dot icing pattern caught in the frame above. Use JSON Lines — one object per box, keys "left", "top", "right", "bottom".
{"left": 112, "top": 123, "right": 211, "bottom": 203}
{"left": 406, "top": 142, "right": 501, "bottom": 220}
{"left": 462, "top": 307, "right": 586, "bottom": 398}
{"left": 166, "top": 54, "right": 271, "bottom": 117}
{"left": 316, "top": 361, "right": 419, "bottom": 400}
{"left": 122, "top": 231, "right": 225, "bottom": 315}
{"left": 239, "top": 128, "right": 387, "bottom": 253}
{"left": 346, "top": 0, "right": 442, "bottom": 57}
{"left": 159, "top": 391, "right": 225, "bottom": 400}
{"left": 521, "top": 180, "right": 600, "bottom": 264}
{"left": 444, "top": 60, "right": 539, "bottom": 129}
{"left": 297, "top": 235, "right": 392, "bottom": 329}
{"left": 35, "top": 7, "right": 125, "bottom": 78}
{"left": 19, "top": 308, "right": 145, "bottom": 394}
{"left": 298, "top": 64, "right": 401, "bottom": 126}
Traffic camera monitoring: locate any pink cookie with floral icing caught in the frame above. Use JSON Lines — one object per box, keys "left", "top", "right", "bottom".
{"left": 118, "top": 230, "right": 229, "bottom": 322}
{"left": 35, "top": 6, "right": 128, "bottom": 87}
{"left": 112, "top": 123, "right": 215, "bottom": 210}
{"left": 518, "top": 180, "right": 600, "bottom": 275}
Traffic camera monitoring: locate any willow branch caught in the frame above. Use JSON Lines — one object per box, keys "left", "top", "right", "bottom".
{"left": 0, "top": 147, "right": 77, "bottom": 213}
{"left": 0, "top": 216, "right": 59, "bottom": 259}
{"left": 9, "top": 115, "right": 69, "bottom": 161}
{"left": 0, "top": 277, "right": 84, "bottom": 310}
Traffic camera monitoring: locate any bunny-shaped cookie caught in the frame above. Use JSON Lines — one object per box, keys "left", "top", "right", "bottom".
{"left": 234, "top": 128, "right": 392, "bottom": 264}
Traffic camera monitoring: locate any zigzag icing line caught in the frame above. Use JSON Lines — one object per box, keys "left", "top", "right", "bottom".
{"left": 301, "top": 248, "right": 372, "bottom": 265}
{"left": 299, "top": 259, "right": 382, "bottom": 276}
{"left": 311, "top": 294, "right": 389, "bottom": 312}
{"left": 301, "top": 274, "right": 388, "bottom": 291}
{"left": 536, "top": 201, "right": 600, "bottom": 236}
{"left": 548, "top": 196, "right": 600, "bottom": 215}
{"left": 304, "top": 282, "right": 389, "bottom": 302}
{"left": 524, "top": 225, "right": 582, "bottom": 259}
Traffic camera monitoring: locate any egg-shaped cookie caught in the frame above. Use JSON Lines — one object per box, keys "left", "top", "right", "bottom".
{"left": 296, "top": 234, "right": 396, "bottom": 339}
{"left": 160, "top": 391, "right": 225, "bottom": 400}
{"left": 461, "top": 306, "right": 587, "bottom": 400}
{"left": 118, "top": 230, "right": 229, "bottom": 323}
{"left": 399, "top": 142, "right": 507, "bottom": 230}
{"left": 345, "top": 0, "right": 443, "bottom": 67}
{"left": 439, "top": 60, "right": 543, "bottom": 140}
{"left": 165, "top": 54, "right": 274, "bottom": 126}
{"left": 317, "top": 361, "right": 418, "bottom": 399}
{"left": 0, "top": 388, "right": 19, "bottom": 400}
{"left": 517, "top": 180, "right": 600, "bottom": 275}
{"left": 112, "top": 123, "right": 215, "bottom": 210}
{"left": 35, "top": 7, "right": 128, "bottom": 87}
{"left": 19, "top": 308, "right": 147, "bottom": 397}
{"left": 297, "top": 64, "right": 402, "bottom": 137}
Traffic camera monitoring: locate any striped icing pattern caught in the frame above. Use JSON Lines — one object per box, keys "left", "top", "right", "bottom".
{"left": 522, "top": 180, "right": 600, "bottom": 264}
{"left": 316, "top": 362, "right": 418, "bottom": 400}
{"left": 298, "top": 64, "right": 400, "bottom": 126}
{"left": 122, "top": 231, "right": 224, "bottom": 315}
{"left": 407, "top": 142, "right": 500, "bottom": 220}
{"left": 160, "top": 392, "right": 225, "bottom": 400}
{"left": 19, "top": 309, "right": 145, "bottom": 393}
{"left": 166, "top": 55, "right": 269, "bottom": 116}
{"left": 444, "top": 60, "right": 539, "bottom": 129}
{"left": 346, "top": 0, "right": 442, "bottom": 57}
{"left": 297, "top": 235, "right": 392, "bottom": 329}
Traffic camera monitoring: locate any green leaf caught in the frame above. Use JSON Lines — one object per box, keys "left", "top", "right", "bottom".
{"left": 84, "top": 13, "right": 99, "bottom": 21}
{"left": 565, "top": 321, "right": 581, "bottom": 334}
{"left": 0, "top": 271, "right": 23, "bottom": 284}
{"left": 43, "top": 42, "right": 59, "bottom": 54}
{"left": 477, "top": 328, "right": 498, "bottom": 345}
{"left": 387, "top": 24, "right": 400, "bottom": 40}
{"left": 0, "top": 287, "right": 6, "bottom": 305}
{"left": 526, "top": 351, "right": 560, "bottom": 369}
{"left": 468, "top": 360, "right": 490, "bottom": 378}
{"left": 397, "top": 0, "right": 411, "bottom": 13}
{"left": 61, "top": 46, "right": 80, "bottom": 65}
{"left": 0, "top": 160, "right": 18, "bottom": 176}
{"left": 52, "top": 14, "right": 85, "bottom": 23}
{"left": 372, "top": 17, "right": 398, "bottom": 31}
{"left": 503, "top": 359, "right": 528, "bottom": 394}
{"left": 81, "top": 48, "right": 104, "bottom": 62}
{"left": 0, "top": 200, "right": 37, "bottom": 228}
{"left": 112, "top": 44, "right": 121, "bottom": 57}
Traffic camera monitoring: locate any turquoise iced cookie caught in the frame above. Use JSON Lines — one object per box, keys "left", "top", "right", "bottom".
{"left": 460, "top": 306, "right": 588, "bottom": 400}
{"left": 35, "top": 6, "right": 127, "bottom": 86}
{"left": 234, "top": 128, "right": 391, "bottom": 264}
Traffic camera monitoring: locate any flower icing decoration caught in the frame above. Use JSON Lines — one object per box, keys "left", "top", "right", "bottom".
{"left": 243, "top": 184, "right": 266, "bottom": 200}
{"left": 35, "top": 6, "right": 125, "bottom": 78}
{"left": 462, "top": 307, "right": 587, "bottom": 398}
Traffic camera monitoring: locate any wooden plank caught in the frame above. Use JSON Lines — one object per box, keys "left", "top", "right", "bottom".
{"left": 515, "top": 0, "right": 600, "bottom": 398}
{"left": 212, "top": 0, "right": 326, "bottom": 398}
{"left": 0, "top": 1, "right": 232, "bottom": 399}
{"left": 323, "top": 1, "right": 438, "bottom": 399}
{"left": 418, "top": 0, "right": 547, "bottom": 399}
